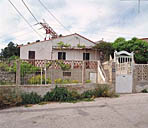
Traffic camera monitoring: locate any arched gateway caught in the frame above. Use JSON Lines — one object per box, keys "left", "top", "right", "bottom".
{"left": 114, "top": 51, "right": 134, "bottom": 93}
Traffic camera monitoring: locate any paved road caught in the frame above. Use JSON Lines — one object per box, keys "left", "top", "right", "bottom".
{"left": 0, "top": 93, "right": 148, "bottom": 128}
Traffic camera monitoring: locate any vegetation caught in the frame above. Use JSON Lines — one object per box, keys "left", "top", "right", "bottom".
{"left": 0, "top": 88, "right": 22, "bottom": 109}
{"left": 0, "top": 85, "right": 118, "bottom": 109}
{"left": 57, "top": 41, "right": 71, "bottom": 48}
{"left": 21, "top": 92, "right": 42, "bottom": 105}
{"left": 112, "top": 37, "right": 148, "bottom": 64}
{"left": 77, "top": 44, "right": 86, "bottom": 48}
{"left": 54, "top": 78, "right": 79, "bottom": 84}
{"left": 0, "top": 59, "right": 40, "bottom": 76}
{"left": 93, "top": 41, "right": 114, "bottom": 62}
{"left": 0, "top": 42, "right": 19, "bottom": 58}
{"left": 28, "top": 75, "right": 51, "bottom": 84}
{"left": 141, "top": 89, "right": 148, "bottom": 93}
{"left": 43, "top": 86, "right": 80, "bottom": 102}
{"left": 56, "top": 61, "right": 71, "bottom": 71}
{"left": 85, "top": 80, "right": 91, "bottom": 83}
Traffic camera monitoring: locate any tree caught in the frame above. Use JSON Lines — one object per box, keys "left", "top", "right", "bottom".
{"left": 93, "top": 41, "right": 114, "bottom": 62}
{"left": 112, "top": 37, "right": 148, "bottom": 64}
{"left": 0, "top": 42, "right": 20, "bottom": 58}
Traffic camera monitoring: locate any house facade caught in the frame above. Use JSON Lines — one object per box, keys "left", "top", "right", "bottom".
{"left": 20, "top": 33, "right": 100, "bottom": 61}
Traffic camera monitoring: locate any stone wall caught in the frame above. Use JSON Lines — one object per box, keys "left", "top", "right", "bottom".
{"left": 133, "top": 64, "right": 148, "bottom": 92}
{"left": 0, "top": 71, "right": 16, "bottom": 84}
{"left": 0, "top": 84, "right": 106, "bottom": 96}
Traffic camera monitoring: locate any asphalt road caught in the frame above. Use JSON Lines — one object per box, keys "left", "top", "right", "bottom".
{"left": 0, "top": 93, "right": 148, "bottom": 128}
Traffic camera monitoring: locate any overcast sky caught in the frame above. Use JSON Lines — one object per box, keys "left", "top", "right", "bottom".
{"left": 0, "top": 0, "right": 148, "bottom": 49}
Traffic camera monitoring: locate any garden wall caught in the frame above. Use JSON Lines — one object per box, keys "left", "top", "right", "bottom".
{"left": 0, "top": 71, "right": 16, "bottom": 84}
{"left": 133, "top": 64, "right": 148, "bottom": 92}
{"left": 0, "top": 84, "right": 103, "bottom": 96}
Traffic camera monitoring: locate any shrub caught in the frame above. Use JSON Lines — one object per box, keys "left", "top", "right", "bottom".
{"left": 21, "top": 92, "right": 42, "bottom": 105}
{"left": 141, "top": 89, "right": 148, "bottom": 93}
{"left": 0, "top": 88, "right": 22, "bottom": 109}
{"left": 85, "top": 80, "right": 91, "bottom": 83}
{"left": 77, "top": 44, "right": 86, "bottom": 48}
{"left": 56, "top": 61, "right": 71, "bottom": 71}
{"left": 55, "top": 79, "right": 79, "bottom": 84}
{"left": 43, "top": 86, "right": 79, "bottom": 102}
{"left": 71, "top": 80, "right": 79, "bottom": 83}
{"left": 95, "top": 84, "right": 117, "bottom": 97}
{"left": 54, "top": 78, "right": 63, "bottom": 84}
{"left": 81, "top": 90, "right": 96, "bottom": 98}
{"left": 28, "top": 75, "right": 51, "bottom": 84}
{"left": 95, "top": 84, "right": 110, "bottom": 97}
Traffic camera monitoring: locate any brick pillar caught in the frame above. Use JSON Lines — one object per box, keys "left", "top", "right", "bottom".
{"left": 16, "top": 59, "right": 21, "bottom": 86}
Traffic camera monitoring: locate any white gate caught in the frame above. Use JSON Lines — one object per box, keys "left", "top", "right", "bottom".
{"left": 114, "top": 51, "right": 134, "bottom": 93}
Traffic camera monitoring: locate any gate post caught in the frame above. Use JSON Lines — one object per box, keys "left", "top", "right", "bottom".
{"left": 82, "top": 61, "right": 85, "bottom": 85}
{"left": 132, "top": 64, "right": 136, "bottom": 93}
{"left": 111, "top": 62, "right": 116, "bottom": 92}
{"left": 44, "top": 59, "right": 47, "bottom": 85}
{"left": 16, "top": 59, "right": 21, "bottom": 86}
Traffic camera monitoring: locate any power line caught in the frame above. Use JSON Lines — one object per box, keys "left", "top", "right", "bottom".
{"left": 21, "top": 0, "right": 40, "bottom": 24}
{"left": 8, "top": 0, "right": 44, "bottom": 39}
{"left": 38, "top": 0, "right": 72, "bottom": 34}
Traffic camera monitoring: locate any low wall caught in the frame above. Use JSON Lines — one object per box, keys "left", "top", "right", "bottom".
{"left": 0, "top": 84, "right": 102, "bottom": 96}
{"left": 0, "top": 71, "right": 16, "bottom": 84}
{"left": 133, "top": 64, "right": 148, "bottom": 92}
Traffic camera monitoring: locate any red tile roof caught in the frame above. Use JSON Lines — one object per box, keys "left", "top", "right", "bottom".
{"left": 18, "top": 33, "right": 96, "bottom": 47}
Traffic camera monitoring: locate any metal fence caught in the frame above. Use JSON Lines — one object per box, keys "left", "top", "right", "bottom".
{"left": 0, "top": 59, "right": 98, "bottom": 85}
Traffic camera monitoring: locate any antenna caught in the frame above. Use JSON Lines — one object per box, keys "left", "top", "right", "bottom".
{"left": 21, "top": 0, "right": 58, "bottom": 40}
{"left": 39, "top": 19, "right": 58, "bottom": 40}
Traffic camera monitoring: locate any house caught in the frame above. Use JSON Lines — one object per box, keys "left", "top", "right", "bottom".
{"left": 20, "top": 33, "right": 100, "bottom": 61}
{"left": 140, "top": 38, "right": 148, "bottom": 42}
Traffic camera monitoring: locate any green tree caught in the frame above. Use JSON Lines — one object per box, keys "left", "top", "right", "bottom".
{"left": 112, "top": 37, "right": 148, "bottom": 64}
{"left": 93, "top": 41, "right": 114, "bottom": 62}
{"left": 0, "top": 42, "right": 20, "bottom": 58}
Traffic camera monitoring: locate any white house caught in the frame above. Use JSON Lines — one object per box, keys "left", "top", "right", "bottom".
{"left": 20, "top": 33, "right": 100, "bottom": 61}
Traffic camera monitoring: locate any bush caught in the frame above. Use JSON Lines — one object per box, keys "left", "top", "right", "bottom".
{"left": 85, "top": 80, "right": 91, "bottom": 83}
{"left": 141, "top": 89, "right": 148, "bottom": 93}
{"left": 21, "top": 92, "right": 42, "bottom": 105}
{"left": 95, "top": 84, "right": 117, "bottom": 97}
{"left": 54, "top": 78, "right": 63, "bottom": 84}
{"left": 81, "top": 90, "right": 96, "bottom": 98}
{"left": 43, "top": 86, "right": 79, "bottom": 102}
{"left": 56, "top": 61, "right": 71, "bottom": 71}
{"left": 71, "top": 80, "right": 79, "bottom": 83}
{"left": 55, "top": 79, "right": 79, "bottom": 84}
{"left": 28, "top": 75, "right": 51, "bottom": 84}
{"left": 0, "top": 88, "right": 22, "bottom": 109}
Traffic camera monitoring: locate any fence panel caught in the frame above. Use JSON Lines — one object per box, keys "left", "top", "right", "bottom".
{"left": 0, "top": 59, "right": 16, "bottom": 85}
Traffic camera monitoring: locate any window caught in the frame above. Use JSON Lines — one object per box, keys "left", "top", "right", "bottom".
{"left": 63, "top": 72, "right": 71, "bottom": 77}
{"left": 28, "top": 51, "right": 35, "bottom": 59}
{"left": 58, "top": 52, "right": 66, "bottom": 60}
{"left": 83, "top": 53, "right": 90, "bottom": 60}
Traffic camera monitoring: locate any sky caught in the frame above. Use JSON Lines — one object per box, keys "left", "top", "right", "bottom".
{"left": 0, "top": 0, "right": 148, "bottom": 50}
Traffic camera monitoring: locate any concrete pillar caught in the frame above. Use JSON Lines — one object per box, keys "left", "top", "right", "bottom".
{"left": 16, "top": 59, "right": 21, "bottom": 86}
{"left": 44, "top": 60, "right": 47, "bottom": 85}
{"left": 82, "top": 61, "right": 85, "bottom": 85}
{"left": 132, "top": 64, "right": 136, "bottom": 93}
{"left": 111, "top": 62, "right": 116, "bottom": 92}
{"left": 96, "top": 61, "right": 99, "bottom": 84}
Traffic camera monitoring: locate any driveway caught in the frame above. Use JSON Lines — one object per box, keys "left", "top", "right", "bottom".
{"left": 0, "top": 93, "right": 148, "bottom": 128}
